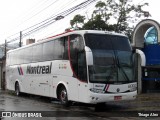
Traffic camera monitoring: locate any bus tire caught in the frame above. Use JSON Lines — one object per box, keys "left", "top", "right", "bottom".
{"left": 58, "top": 86, "right": 70, "bottom": 107}
{"left": 15, "top": 82, "right": 20, "bottom": 96}
{"left": 95, "top": 103, "right": 106, "bottom": 111}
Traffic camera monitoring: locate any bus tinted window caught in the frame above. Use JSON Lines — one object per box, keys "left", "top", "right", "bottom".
{"left": 53, "top": 39, "right": 64, "bottom": 59}
{"left": 69, "top": 34, "right": 87, "bottom": 81}
{"left": 84, "top": 34, "right": 131, "bottom": 51}
{"left": 8, "top": 37, "right": 68, "bottom": 65}
{"left": 112, "top": 36, "right": 131, "bottom": 51}
{"left": 85, "top": 34, "right": 112, "bottom": 50}
{"left": 43, "top": 37, "right": 68, "bottom": 61}
{"left": 18, "top": 49, "right": 24, "bottom": 64}
{"left": 24, "top": 47, "right": 33, "bottom": 63}
{"left": 14, "top": 50, "right": 19, "bottom": 64}
{"left": 32, "top": 44, "right": 43, "bottom": 62}
{"left": 63, "top": 37, "right": 69, "bottom": 60}
{"left": 43, "top": 40, "right": 54, "bottom": 61}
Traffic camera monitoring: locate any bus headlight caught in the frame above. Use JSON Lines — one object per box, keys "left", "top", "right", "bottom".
{"left": 128, "top": 84, "right": 137, "bottom": 92}
{"left": 130, "top": 87, "right": 137, "bottom": 92}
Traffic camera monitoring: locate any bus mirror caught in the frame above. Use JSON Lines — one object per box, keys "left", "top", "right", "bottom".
{"left": 85, "top": 46, "right": 92, "bottom": 52}
{"left": 85, "top": 46, "right": 93, "bottom": 65}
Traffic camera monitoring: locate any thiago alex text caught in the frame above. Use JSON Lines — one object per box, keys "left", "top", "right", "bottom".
{"left": 138, "top": 112, "right": 159, "bottom": 117}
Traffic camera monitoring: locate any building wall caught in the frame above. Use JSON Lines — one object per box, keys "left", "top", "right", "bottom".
{"left": 0, "top": 66, "right": 1, "bottom": 89}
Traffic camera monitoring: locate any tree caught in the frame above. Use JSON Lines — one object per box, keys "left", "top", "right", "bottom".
{"left": 83, "top": 15, "right": 114, "bottom": 31}
{"left": 69, "top": 0, "right": 150, "bottom": 40}
{"left": 105, "top": 0, "right": 150, "bottom": 33}
{"left": 83, "top": 15, "right": 107, "bottom": 30}
{"left": 70, "top": 14, "right": 85, "bottom": 29}
{"left": 92, "top": 1, "right": 111, "bottom": 22}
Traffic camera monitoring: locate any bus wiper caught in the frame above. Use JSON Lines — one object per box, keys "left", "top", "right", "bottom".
{"left": 105, "top": 62, "right": 117, "bottom": 82}
{"left": 117, "top": 58, "right": 130, "bottom": 82}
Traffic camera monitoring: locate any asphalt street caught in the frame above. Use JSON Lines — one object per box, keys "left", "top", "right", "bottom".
{"left": 0, "top": 90, "right": 160, "bottom": 120}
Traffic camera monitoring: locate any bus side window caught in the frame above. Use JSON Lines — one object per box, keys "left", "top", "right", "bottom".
{"left": 61, "top": 37, "right": 68, "bottom": 60}
{"left": 69, "top": 34, "right": 87, "bottom": 82}
{"left": 32, "top": 44, "right": 43, "bottom": 62}
{"left": 54, "top": 39, "right": 63, "bottom": 59}
{"left": 78, "top": 51, "right": 87, "bottom": 81}
{"left": 18, "top": 49, "right": 24, "bottom": 64}
{"left": 70, "top": 35, "right": 78, "bottom": 77}
{"left": 24, "top": 46, "right": 33, "bottom": 63}
{"left": 43, "top": 40, "right": 54, "bottom": 61}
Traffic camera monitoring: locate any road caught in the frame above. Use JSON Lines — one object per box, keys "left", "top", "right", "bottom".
{"left": 0, "top": 90, "right": 160, "bottom": 120}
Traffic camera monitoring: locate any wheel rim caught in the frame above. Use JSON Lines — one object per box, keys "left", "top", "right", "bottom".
{"left": 15, "top": 83, "right": 20, "bottom": 96}
{"left": 60, "top": 89, "right": 67, "bottom": 103}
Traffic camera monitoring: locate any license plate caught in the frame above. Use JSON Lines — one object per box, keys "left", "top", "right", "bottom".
{"left": 114, "top": 96, "right": 122, "bottom": 100}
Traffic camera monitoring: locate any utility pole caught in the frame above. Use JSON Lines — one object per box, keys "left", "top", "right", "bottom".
{"left": 19, "top": 31, "right": 22, "bottom": 47}
{"left": 5, "top": 40, "right": 7, "bottom": 58}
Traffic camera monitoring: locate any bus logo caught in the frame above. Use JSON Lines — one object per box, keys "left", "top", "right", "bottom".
{"left": 26, "top": 62, "right": 52, "bottom": 74}
{"left": 117, "top": 88, "right": 120, "bottom": 92}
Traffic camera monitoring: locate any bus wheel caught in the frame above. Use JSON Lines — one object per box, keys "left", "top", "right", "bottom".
{"left": 95, "top": 103, "right": 106, "bottom": 111}
{"left": 58, "top": 86, "right": 70, "bottom": 107}
{"left": 15, "top": 82, "right": 20, "bottom": 96}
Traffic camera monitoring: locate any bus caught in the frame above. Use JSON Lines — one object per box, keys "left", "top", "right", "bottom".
{"left": 6, "top": 30, "right": 137, "bottom": 106}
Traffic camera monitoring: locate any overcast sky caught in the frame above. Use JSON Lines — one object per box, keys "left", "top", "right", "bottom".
{"left": 0, "top": 0, "right": 159, "bottom": 44}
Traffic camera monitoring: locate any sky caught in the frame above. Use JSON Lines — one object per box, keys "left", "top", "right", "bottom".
{"left": 0, "top": 0, "right": 159, "bottom": 45}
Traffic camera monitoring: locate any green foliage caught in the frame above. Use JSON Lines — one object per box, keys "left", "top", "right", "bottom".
{"left": 83, "top": 15, "right": 114, "bottom": 31}
{"left": 70, "top": 14, "right": 85, "bottom": 28}
{"left": 69, "top": 0, "right": 150, "bottom": 40}
{"left": 108, "top": 0, "right": 150, "bottom": 34}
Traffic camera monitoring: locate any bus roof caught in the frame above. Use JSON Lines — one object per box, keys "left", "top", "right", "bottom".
{"left": 7, "top": 30, "right": 127, "bottom": 53}
{"left": 45, "top": 30, "right": 126, "bottom": 40}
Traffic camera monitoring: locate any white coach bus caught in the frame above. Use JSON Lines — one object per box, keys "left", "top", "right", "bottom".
{"left": 6, "top": 30, "right": 137, "bottom": 106}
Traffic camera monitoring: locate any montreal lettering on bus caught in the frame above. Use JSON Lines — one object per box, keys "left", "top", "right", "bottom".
{"left": 26, "top": 62, "right": 52, "bottom": 74}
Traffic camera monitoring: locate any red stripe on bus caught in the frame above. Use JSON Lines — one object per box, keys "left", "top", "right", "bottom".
{"left": 47, "top": 30, "right": 74, "bottom": 40}
{"left": 105, "top": 84, "right": 110, "bottom": 91}
{"left": 20, "top": 67, "right": 23, "bottom": 75}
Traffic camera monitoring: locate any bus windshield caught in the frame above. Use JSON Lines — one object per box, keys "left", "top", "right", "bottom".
{"left": 84, "top": 33, "right": 135, "bottom": 84}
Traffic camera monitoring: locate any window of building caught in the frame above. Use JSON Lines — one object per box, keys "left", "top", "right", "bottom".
{"left": 144, "top": 27, "right": 158, "bottom": 45}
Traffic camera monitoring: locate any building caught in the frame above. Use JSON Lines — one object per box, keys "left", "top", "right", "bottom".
{"left": 132, "top": 19, "right": 160, "bottom": 93}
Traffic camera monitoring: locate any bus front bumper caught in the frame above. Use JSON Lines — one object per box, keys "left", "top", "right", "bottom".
{"left": 88, "top": 91, "right": 137, "bottom": 104}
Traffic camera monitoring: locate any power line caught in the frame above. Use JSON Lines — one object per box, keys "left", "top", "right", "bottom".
{"left": 6, "top": 0, "right": 97, "bottom": 44}
{"left": 21, "top": 0, "right": 59, "bottom": 24}
{"left": 9, "top": 0, "right": 78, "bottom": 36}
{"left": 34, "top": 0, "right": 80, "bottom": 37}
{"left": 5, "top": 0, "right": 50, "bottom": 35}
{"left": 7, "top": 0, "right": 78, "bottom": 40}
{"left": 7, "top": 0, "right": 90, "bottom": 41}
